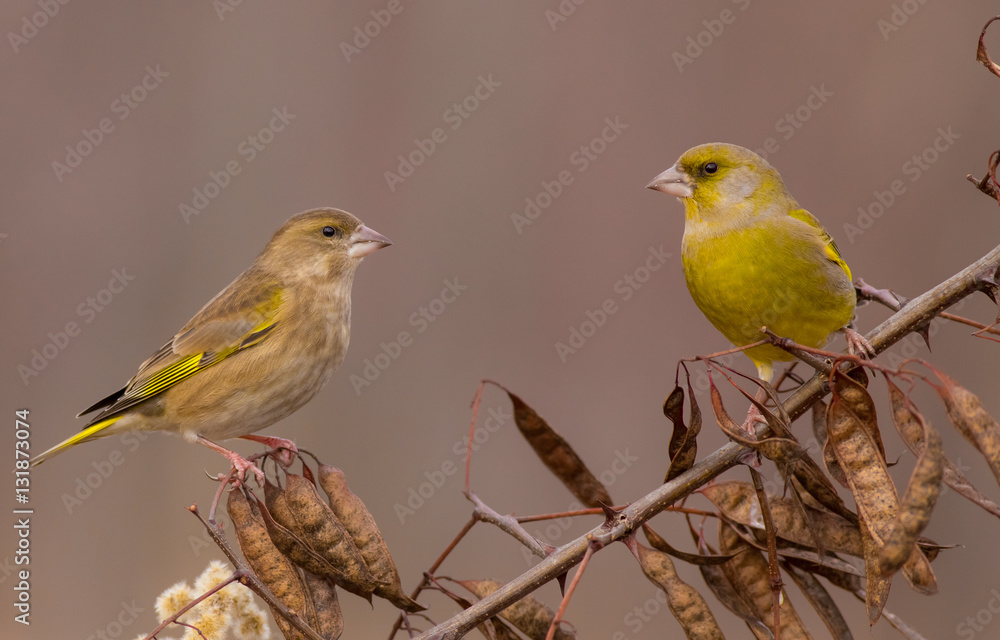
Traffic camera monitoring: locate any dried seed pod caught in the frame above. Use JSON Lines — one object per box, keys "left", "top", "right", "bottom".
{"left": 702, "top": 482, "right": 862, "bottom": 557}
{"left": 506, "top": 389, "right": 612, "bottom": 508}
{"left": 827, "top": 371, "right": 937, "bottom": 595}
{"left": 265, "top": 475, "right": 376, "bottom": 600}
{"left": 256, "top": 489, "right": 359, "bottom": 595}
{"left": 317, "top": 464, "right": 423, "bottom": 612}
{"left": 301, "top": 570, "right": 343, "bottom": 640}
{"left": 226, "top": 488, "right": 311, "bottom": 640}
{"left": 634, "top": 543, "right": 725, "bottom": 639}
{"left": 879, "top": 388, "right": 944, "bottom": 576}
{"left": 859, "top": 517, "right": 891, "bottom": 624}
{"left": 643, "top": 525, "right": 734, "bottom": 566}
{"left": 933, "top": 370, "right": 1000, "bottom": 486}
{"left": 888, "top": 380, "right": 1000, "bottom": 519}
{"left": 718, "top": 522, "right": 812, "bottom": 638}
{"left": 458, "top": 579, "right": 575, "bottom": 640}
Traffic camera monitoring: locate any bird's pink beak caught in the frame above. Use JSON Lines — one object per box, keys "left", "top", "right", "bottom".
{"left": 646, "top": 164, "right": 693, "bottom": 198}
{"left": 348, "top": 225, "right": 392, "bottom": 258}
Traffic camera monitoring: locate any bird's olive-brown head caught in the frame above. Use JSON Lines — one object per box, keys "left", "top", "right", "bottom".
{"left": 646, "top": 143, "right": 792, "bottom": 224}
{"left": 258, "top": 208, "right": 392, "bottom": 280}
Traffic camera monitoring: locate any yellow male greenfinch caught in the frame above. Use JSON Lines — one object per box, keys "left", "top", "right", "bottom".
{"left": 31, "top": 208, "right": 391, "bottom": 477}
{"left": 646, "top": 143, "right": 870, "bottom": 383}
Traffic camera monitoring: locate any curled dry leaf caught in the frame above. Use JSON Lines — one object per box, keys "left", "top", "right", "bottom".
{"left": 879, "top": 386, "right": 944, "bottom": 577}
{"left": 227, "top": 488, "right": 314, "bottom": 640}
{"left": 506, "top": 389, "right": 612, "bottom": 508}
{"left": 264, "top": 475, "right": 376, "bottom": 600}
{"left": 634, "top": 543, "right": 725, "bottom": 639}
{"left": 888, "top": 380, "right": 1000, "bottom": 519}
{"left": 664, "top": 381, "right": 702, "bottom": 482}
{"left": 718, "top": 522, "right": 812, "bottom": 639}
{"left": 317, "top": 463, "right": 424, "bottom": 612}
{"left": 702, "top": 482, "right": 862, "bottom": 557}
{"left": 932, "top": 370, "right": 1000, "bottom": 487}
{"left": 457, "top": 579, "right": 576, "bottom": 640}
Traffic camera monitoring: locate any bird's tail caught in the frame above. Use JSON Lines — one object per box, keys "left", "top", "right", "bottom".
{"left": 30, "top": 415, "right": 125, "bottom": 467}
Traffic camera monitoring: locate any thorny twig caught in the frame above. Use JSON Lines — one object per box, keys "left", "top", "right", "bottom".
{"left": 410, "top": 242, "right": 1000, "bottom": 640}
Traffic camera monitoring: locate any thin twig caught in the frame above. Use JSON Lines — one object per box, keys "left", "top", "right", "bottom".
{"left": 410, "top": 241, "right": 1000, "bottom": 640}
{"left": 187, "top": 503, "right": 325, "bottom": 640}
{"left": 467, "top": 491, "right": 549, "bottom": 559}
{"left": 544, "top": 542, "right": 595, "bottom": 640}
{"left": 142, "top": 572, "right": 240, "bottom": 640}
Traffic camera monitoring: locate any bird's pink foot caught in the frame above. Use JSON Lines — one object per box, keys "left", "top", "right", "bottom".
{"left": 844, "top": 327, "right": 876, "bottom": 359}
{"left": 241, "top": 434, "right": 298, "bottom": 468}
{"left": 737, "top": 405, "right": 765, "bottom": 467}
{"left": 197, "top": 436, "right": 265, "bottom": 484}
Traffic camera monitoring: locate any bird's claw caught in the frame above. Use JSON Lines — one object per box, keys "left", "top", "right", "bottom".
{"left": 845, "top": 327, "right": 876, "bottom": 359}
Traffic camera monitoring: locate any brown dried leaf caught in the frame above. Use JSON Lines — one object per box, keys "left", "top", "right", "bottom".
{"left": 458, "top": 579, "right": 575, "bottom": 640}
{"left": 933, "top": 370, "right": 1000, "bottom": 486}
{"left": 879, "top": 390, "right": 944, "bottom": 577}
{"left": 888, "top": 380, "right": 1000, "bottom": 519}
{"left": 227, "top": 488, "right": 312, "bottom": 640}
{"left": 635, "top": 543, "right": 725, "bottom": 639}
{"left": 702, "top": 482, "right": 862, "bottom": 557}
{"left": 718, "top": 522, "right": 813, "bottom": 638}
{"left": 265, "top": 474, "right": 376, "bottom": 600}
{"left": 507, "top": 390, "right": 612, "bottom": 508}
{"left": 643, "top": 524, "right": 735, "bottom": 566}
{"left": 317, "top": 464, "right": 423, "bottom": 612}
{"left": 782, "top": 561, "right": 853, "bottom": 640}
{"left": 664, "top": 381, "right": 702, "bottom": 482}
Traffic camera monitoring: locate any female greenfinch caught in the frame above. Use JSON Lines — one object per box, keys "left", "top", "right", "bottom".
{"left": 31, "top": 208, "right": 391, "bottom": 477}
{"left": 647, "top": 143, "right": 870, "bottom": 383}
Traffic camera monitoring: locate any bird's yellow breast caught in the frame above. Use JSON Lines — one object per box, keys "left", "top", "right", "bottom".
{"left": 681, "top": 216, "right": 856, "bottom": 368}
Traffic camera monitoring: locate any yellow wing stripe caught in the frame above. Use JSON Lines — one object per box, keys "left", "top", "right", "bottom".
{"left": 30, "top": 415, "right": 125, "bottom": 467}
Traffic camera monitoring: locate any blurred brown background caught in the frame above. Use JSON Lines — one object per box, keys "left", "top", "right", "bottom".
{"left": 3, "top": 2, "right": 1000, "bottom": 638}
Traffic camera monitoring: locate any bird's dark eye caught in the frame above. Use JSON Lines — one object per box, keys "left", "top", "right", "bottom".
{"left": 322, "top": 226, "right": 339, "bottom": 238}
{"left": 704, "top": 162, "right": 718, "bottom": 174}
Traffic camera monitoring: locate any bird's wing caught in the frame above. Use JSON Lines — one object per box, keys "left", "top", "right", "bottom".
{"left": 788, "top": 208, "right": 853, "bottom": 282}
{"left": 79, "top": 279, "right": 284, "bottom": 426}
